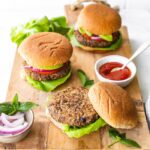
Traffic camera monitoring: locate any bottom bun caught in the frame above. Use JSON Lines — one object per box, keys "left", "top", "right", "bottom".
{"left": 46, "top": 108, "right": 63, "bottom": 130}
{"left": 78, "top": 45, "right": 110, "bottom": 52}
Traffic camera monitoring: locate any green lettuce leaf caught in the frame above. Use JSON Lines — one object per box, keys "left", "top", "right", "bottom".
{"left": 11, "top": 16, "right": 50, "bottom": 46}
{"left": 51, "top": 16, "right": 68, "bottom": 28}
{"left": 49, "top": 16, "right": 70, "bottom": 35}
{"left": 10, "top": 16, "right": 70, "bottom": 46}
{"left": 26, "top": 71, "right": 71, "bottom": 92}
{"left": 62, "top": 118, "right": 106, "bottom": 138}
{"left": 68, "top": 28, "right": 122, "bottom": 50}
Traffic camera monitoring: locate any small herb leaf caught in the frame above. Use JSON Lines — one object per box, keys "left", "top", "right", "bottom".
{"left": 18, "top": 102, "right": 39, "bottom": 112}
{"left": 77, "top": 69, "right": 87, "bottom": 86}
{"left": 0, "top": 103, "right": 15, "bottom": 115}
{"left": 77, "top": 69, "right": 94, "bottom": 88}
{"left": 12, "top": 93, "right": 20, "bottom": 109}
{"left": 120, "top": 138, "right": 141, "bottom": 148}
{"left": 0, "top": 94, "right": 38, "bottom": 115}
{"left": 85, "top": 80, "right": 94, "bottom": 88}
{"left": 108, "top": 128, "right": 141, "bottom": 148}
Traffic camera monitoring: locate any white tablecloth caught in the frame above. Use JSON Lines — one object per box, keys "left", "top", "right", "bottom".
{"left": 0, "top": 0, "right": 150, "bottom": 120}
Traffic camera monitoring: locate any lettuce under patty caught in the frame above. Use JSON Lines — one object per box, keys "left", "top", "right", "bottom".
{"left": 26, "top": 70, "right": 71, "bottom": 92}
{"left": 68, "top": 28, "right": 122, "bottom": 51}
{"left": 62, "top": 118, "right": 106, "bottom": 138}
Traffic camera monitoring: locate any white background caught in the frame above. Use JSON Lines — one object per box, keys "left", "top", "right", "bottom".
{"left": 0, "top": 0, "right": 150, "bottom": 115}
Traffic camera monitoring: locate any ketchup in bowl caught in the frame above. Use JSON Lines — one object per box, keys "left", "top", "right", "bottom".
{"left": 99, "top": 62, "right": 131, "bottom": 81}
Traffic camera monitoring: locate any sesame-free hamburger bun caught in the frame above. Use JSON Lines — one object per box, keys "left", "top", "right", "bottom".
{"left": 18, "top": 32, "right": 73, "bottom": 68}
{"left": 76, "top": 3, "right": 121, "bottom": 35}
{"left": 88, "top": 82, "right": 138, "bottom": 129}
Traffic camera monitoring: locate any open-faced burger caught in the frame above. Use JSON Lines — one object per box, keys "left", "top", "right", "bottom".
{"left": 46, "top": 83, "right": 138, "bottom": 138}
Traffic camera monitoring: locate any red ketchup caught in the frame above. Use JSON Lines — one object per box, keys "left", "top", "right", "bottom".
{"left": 99, "top": 62, "right": 131, "bottom": 81}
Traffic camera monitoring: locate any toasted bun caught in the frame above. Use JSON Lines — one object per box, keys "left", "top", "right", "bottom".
{"left": 18, "top": 32, "right": 73, "bottom": 68}
{"left": 77, "top": 44, "right": 111, "bottom": 52}
{"left": 76, "top": 4, "right": 121, "bottom": 35}
{"left": 88, "top": 82, "right": 138, "bottom": 129}
{"left": 46, "top": 108, "right": 63, "bottom": 130}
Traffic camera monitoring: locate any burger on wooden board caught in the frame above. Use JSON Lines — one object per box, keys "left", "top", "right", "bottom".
{"left": 18, "top": 32, "right": 73, "bottom": 91}
{"left": 69, "top": 3, "right": 122, "bottom": 51}
{"left": 46, "top": 82, "right": 138, "bottom": 138}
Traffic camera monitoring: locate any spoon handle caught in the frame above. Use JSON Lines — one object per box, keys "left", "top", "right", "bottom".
{"left": 122, "top": 40, "right": 150, "bottom": 68}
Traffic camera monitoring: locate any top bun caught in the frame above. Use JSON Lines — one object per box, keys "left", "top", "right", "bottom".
{"left": 76, "top": 3, "right": 121, "bottom": 35}
{"left": 18, "top": 32, "right": 73, "bottom": 68}
{"left": 88, "top": 82, "right": 138, "bottom": 129}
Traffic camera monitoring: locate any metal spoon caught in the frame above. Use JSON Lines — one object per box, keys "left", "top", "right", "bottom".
{"left": 111, "top": 40, "right": 150, "bottom": 72}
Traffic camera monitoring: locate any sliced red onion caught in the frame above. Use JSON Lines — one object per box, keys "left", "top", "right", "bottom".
{"left": 1, "top": 113, "right": 24, "bottom": 128}
{"left": 24, "top": 66, "right": 32, "bottom": 69}
{"left": 0, "top": 121, "right": 3, "bottom": 126}
{"left": 91, "top": 36, "right": 101, "bottom": 40}
{"left": 1, "top": 112, "right": 24, "bottom": 120}
{"left": 24, "top": 66, "right": 58, "bottom": 73}
{"left": 0, "top": 122, "right": 28, "bottom": 135}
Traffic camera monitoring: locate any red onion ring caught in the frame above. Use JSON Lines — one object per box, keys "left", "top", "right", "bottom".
{"left": 91, "top": 36, "right": 101, "bottom": 40}
{"left": 1, "top": 113, "right": 24, "bottom": 128}
{"left": 0, "top": 122, "right": 28, "bottom": 135}
{"left": 0, "top": 112, "right": 24, "bottom": 120}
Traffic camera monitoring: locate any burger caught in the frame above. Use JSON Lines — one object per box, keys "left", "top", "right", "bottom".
{"left": 69, "top": 3, "right": 122, "bottom": 51}
{"left": 46, "top": 82, "right": 138, "bottom": 138}
{"left": 18, "top": 32, "right": 73, "bottom": 91}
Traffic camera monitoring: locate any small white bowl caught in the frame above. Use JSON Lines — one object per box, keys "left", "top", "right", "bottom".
{"left": 95, "top": 55, "right": 136, "bottom": 87}
{"left": 0, "top": 110, "right": 34, "bottom": 143}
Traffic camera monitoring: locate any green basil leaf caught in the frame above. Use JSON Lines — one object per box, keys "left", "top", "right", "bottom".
{"left": 18, "top": 102, "right": 38, "bottom": 112}
{"left": 77, "top": 69, "right": 94, "bottom": 88}
{"left": 0, "top": 103, "right": 16, "bottom": 115}
{"left": 12, "top": 93, "right": 20, "bottom": 109}
{"left": 0, "top": 94, "right": 38, "bottom": 115}
{"left": 120, "top": 138, "right": 141, "bottom": 148}
{"left": 109, "top": 128, "right": 122, "bottom": 138}
{"left": 108, "top": 136, "right": 121, "bottom": 148}
{"left": 85, "top": 80, "right": 94, "bottom": 88}
{"left": 108, "top": 128, "right": 141, "bottom": 148}
{"left": 77, "top": 69, "right": 87, "bottom": 86}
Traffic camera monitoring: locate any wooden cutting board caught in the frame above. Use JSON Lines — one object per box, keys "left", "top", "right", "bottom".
{"left": 2, "top": 4, "right": 150, "bottom": 150}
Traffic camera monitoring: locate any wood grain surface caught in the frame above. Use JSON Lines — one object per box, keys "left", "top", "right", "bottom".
{"left": 2, "top": 4, "right": 150, "bottom": 150}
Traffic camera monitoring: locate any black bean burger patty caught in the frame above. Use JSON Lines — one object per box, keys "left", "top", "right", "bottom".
{"left": 74, "top": 30, "right": 120, "bottom": 48}
{"left": 24, "top": 62, "right": 71, "bottom": 81}
{"left": 48, "top": 87, "right": 99, "bottom": 127}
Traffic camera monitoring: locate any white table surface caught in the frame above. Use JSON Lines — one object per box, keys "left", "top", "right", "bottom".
{"left": 0, "top": 0, "right": 150, "bottom": 120}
